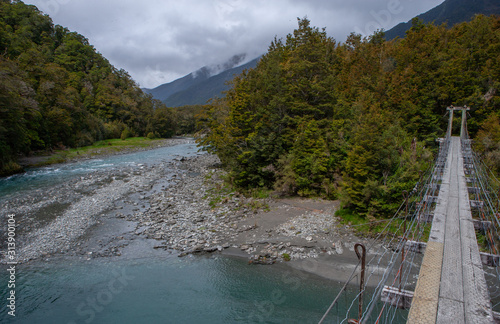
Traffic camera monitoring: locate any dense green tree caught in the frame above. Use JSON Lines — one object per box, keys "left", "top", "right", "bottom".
{"left": 288, "top": 120, "right": 331, "bottom": 197}
{"left": 0, "top": 57, "right": 39, "bottom": 165}
{"left": 0, "top": 0, "right": 178, "bottom": 175}
{"left": 475, "top": 113, "right": 500, "bottom": 176}
{"left": 172, "top": 105, "right": 204, "bottom": 135}
{"left": 200, "top": 18, "right": 341, "bottom": 189}
{"left": 150, "top": 106, "right": 176, "bottom": 138}
{"left": 198, "top": 16, "right": 500, "bottom": 217}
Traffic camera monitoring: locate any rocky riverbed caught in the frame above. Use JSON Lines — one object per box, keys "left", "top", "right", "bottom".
{"left": 1, "top": 143, "right": 374, "bottom": 280}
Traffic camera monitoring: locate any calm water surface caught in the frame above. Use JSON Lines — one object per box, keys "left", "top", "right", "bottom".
{"left": 0, "top": 256, "right": 356, "bottom": 323}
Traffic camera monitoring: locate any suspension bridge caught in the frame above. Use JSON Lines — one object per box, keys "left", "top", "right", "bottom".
{"left": 319, "top": 106, "right": 500, "bottom": 323}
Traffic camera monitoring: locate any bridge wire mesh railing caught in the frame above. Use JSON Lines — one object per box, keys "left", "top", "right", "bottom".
{"left": 319, "top": 123, "right": 500, "bottom": 322}
{"left": 462, "top": 128, "right": 500, "bottom": 312}
{"left": 318, "top": 139, "right": 449, "bottom": 323}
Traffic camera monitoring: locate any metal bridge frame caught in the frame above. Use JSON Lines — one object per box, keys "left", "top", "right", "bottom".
{"left": 446, "top": 106, "right": 470, "bottom": 139}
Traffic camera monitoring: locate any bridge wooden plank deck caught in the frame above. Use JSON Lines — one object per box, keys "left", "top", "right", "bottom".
{"left": 407, "top": 137, "right": 493, "bottom": 324}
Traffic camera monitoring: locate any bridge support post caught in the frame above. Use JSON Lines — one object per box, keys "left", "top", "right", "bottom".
{"left": 354, "top": 243, "right": 366, "bottom": 323}
{"left": 447, "top": 106, "right": 470, "bottom": 138}
{"left": 460, "top": 106, "right": 470, "bottom": 139}
{"left": 446, "top": 106, "right": 454, "bottom": 138}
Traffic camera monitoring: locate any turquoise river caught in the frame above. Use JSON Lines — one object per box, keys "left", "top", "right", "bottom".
{"left": 0, "top": 142, "right": 399, "bottom": 323}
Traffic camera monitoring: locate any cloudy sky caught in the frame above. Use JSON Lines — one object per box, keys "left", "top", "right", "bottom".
{"left": 24, "top": 0, "right": 444, "bottom": 88}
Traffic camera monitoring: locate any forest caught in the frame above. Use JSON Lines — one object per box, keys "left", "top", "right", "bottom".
{"left": 0, "top": 0, "right": 179, "bottom": 176}
{"left": 1, "top": 0, "right": 499, "bottom": 218}
{"left": 198, "top": 16, "right": 500, "bottom": 217}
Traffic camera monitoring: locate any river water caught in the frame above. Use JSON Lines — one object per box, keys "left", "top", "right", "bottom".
{"left": 0, "top": 142, "right": 200, "bottom": 202}
{"left": 0, "top": 142, "right": 401, "bottom": 323}
{"left": 0, "top": 255, "right": 361, "bottom": 323}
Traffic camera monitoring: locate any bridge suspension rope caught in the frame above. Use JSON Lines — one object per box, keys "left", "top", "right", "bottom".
{"left": 318, "top": 143, "right": 442, "bottom": 323}
{"left": 319, "top": 118, "right": 500, "bottom": 323}
{"left": 462, "top": 129, "right": 500, "bottom": 312}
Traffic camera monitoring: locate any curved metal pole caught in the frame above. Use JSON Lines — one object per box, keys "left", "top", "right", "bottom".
{"left": 354, "top": 243, "right": 366, "bottom": 323}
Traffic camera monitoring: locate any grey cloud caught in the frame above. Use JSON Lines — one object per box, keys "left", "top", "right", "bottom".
{"left": 24, "top": 0, "right": 444, "bottom": 88}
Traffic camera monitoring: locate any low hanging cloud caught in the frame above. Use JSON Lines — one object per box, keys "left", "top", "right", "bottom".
{"left": 24, "top": 0, "right": 444, "bottom": 88}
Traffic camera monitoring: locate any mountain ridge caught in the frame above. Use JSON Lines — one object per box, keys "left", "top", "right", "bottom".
{"left": 163, "top": 57, "right": 260, "bottom": 107}
{"left": 385, "top": 0, "right": 500, "bottom": 39}
{"left": 144, "top": 55, "right": 259, "bottom": 107}
{"left": 149, "top": 0, "right": 500, "bottom": 107}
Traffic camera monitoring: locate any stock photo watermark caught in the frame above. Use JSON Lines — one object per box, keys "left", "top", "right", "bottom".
{"left": 5, "top": 214, "right": 17, "bottom": 317}
{"left": 354, "top": 0, "right": 413, "bottom": 36}
{"left": 36, "top": 0, "right": 70, "bottom": 17}
{"left": 67, "top": 268, "right": 135, "bottom": 324}
{"left": 247, "top": 258, "right": 319, "bottom": 322}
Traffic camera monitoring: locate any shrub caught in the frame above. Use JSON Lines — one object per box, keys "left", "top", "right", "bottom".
{"left": 104, "top": 121, "right": 125, "bottom": 139}
{"left": 120, "top": 128, "right": 131, "bottom": 140}
{"left": 0, "top": 161, "right": 24, "bottom": 177}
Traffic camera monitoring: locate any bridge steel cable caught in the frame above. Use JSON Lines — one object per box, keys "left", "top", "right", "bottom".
{"left": 359, "top": 140, "right": 448, "bottom": 324}
{"left": 319, "top": 128, "right": 500, "bottom": 323}
{"left": 318, "top": 198, "right": 412, "bottom": 323}
{"left": 318, "top": 140, "right": 444, "bottom": 323}
{"left": 462, "top": 128, "right": 500, "bottom": 313}
{"left": 318, "top": 200, "right": 408, "bottom": 323}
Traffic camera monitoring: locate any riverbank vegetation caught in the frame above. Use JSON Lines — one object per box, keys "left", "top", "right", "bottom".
{"left": 27, "top": 137, "right": 174, "bottom": 167}
{"left": 198, "top": 16, "right": 500, "bottom": 217}
{"left": 0, "top": 1, "right": 178, "bottom": 176}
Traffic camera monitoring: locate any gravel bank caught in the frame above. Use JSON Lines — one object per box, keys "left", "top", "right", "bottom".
{"left": 1, "top": 146, "right": 374, "bottom": 281}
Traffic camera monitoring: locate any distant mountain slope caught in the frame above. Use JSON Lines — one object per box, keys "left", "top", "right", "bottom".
{"left": 143, "top": 70, "right": 210, "bottom": 103}
{"left": 144, "top": 56, "right": 260, "bottom": 107}
{"left": 163, "top": 57, "right": 260, "bottom": 107}
{"left": 385, "top": 0, "right": 500, "bottom": 39}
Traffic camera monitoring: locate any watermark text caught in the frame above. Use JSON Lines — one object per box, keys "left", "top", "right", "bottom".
{"left": 67, "top": 268, "right": 135, "bottom": 324}
{"left": 6, "top": 214, "right": 17, "bottom": 317}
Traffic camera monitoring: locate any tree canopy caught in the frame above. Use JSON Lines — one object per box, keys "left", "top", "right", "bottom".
{"left": 0, "top": 0, "right": 177, "bottom": 175}
{"left": 198, "top": 16, "right": 500, "bottom": 217}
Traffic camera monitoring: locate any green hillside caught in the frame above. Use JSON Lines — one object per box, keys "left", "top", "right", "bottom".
{"left": 198, "top": 17, "right": 500, "bottom": 217}
{"left": 0, "top": 0, "right": 176, "bottom": 175}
